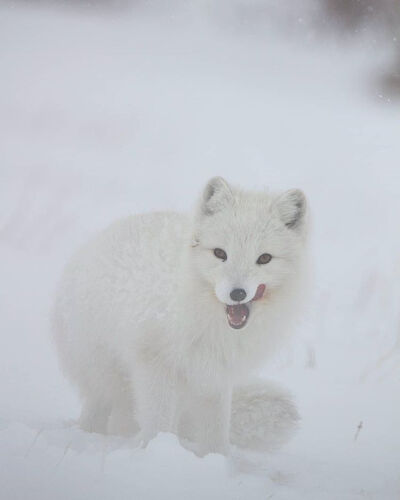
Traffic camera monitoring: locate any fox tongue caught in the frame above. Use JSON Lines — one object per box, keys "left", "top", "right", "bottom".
{"left": 253, "top": 284, "right": 266, "bottom": 301}
{"left": 226, "top": 304, "right": 249, "bottom": 329}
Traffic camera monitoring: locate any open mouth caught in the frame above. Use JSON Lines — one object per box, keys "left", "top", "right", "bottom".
{"left": 226, "top": 303, "right": 250, "bottom": 329}
{"left": 225, "top": 284, "right": 266, "bottom": 330}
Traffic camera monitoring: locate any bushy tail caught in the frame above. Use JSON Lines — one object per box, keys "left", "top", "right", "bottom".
{"left": 230, "top": 379, "right": 300, "bottom": 452}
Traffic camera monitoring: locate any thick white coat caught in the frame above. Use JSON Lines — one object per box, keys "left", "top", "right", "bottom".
{"left": 53, "top": 178, "right": 307, "bottom": 455}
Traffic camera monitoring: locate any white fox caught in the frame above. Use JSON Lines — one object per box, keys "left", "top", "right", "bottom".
{"left": 53, "top": 177, "right": 307, "bottom": 456}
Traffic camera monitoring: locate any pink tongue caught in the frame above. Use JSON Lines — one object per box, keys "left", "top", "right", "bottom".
{"left": 253, "top": 284, "right": 266, "bottom": 301}
{"left": 226, "top": 304, "right": 249, "bottom": 329}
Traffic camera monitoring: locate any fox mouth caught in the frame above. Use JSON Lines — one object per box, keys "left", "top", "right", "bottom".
{"left": 225, "top": 284, "right": 266, "bottom": 330}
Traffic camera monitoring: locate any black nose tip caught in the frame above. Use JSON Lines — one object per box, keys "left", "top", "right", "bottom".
{"left": 230, "top": 288, "right": 247, "bottom": 302}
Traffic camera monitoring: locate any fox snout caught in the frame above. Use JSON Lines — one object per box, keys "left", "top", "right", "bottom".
{"left": 215, "top": 280, "right": 265, "bottom": 306}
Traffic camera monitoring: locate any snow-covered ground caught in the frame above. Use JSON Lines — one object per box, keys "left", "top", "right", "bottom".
{"left": 1, "top": 2, "right": 399, "bottom": 499}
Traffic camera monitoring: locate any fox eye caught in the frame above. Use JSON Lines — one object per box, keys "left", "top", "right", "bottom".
{"left": 213, "top": 248, "right": 227, "bottom": 261}
{"left": 257, "top": 253, "right": 272, "bottom": 265}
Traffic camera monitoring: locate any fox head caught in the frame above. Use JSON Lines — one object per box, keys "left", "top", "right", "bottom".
{"left": 190, "top": 177, "right": 308, "bottom": 330}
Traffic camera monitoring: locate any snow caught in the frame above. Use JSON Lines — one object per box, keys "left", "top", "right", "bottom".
{"left": 1, "top": 2, "right": 399, "bottom": 499}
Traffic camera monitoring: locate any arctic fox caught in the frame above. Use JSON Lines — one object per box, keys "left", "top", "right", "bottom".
{"left": 53, "top": 177, "right": 307, "bottom": 456}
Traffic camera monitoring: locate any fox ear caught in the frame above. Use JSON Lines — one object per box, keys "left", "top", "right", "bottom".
{"left": 200, "top": 177, "right": 233, "bottom": 216}
{"left": 276, "top": 189, "right": 306, "bottom": 230}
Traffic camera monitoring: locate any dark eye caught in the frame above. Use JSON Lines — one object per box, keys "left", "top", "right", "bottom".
{"left": 213, "top": 248, "right": 227, "bottom": 261}
{"left": 257, "top": 253, "right": 272, "bottom": 265}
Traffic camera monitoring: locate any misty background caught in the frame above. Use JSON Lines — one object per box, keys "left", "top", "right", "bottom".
{"left": 1, "top": 1, "right": 399, "bottom": 499}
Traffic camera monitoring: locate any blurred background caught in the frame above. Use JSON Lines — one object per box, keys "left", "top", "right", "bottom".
{"left": 1, "top": 1, "right": 399, "bottom": 499}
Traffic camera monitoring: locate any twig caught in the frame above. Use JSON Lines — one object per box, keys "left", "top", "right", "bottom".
{"left": 354, "top": 421, "right": 363, "bottom": 441}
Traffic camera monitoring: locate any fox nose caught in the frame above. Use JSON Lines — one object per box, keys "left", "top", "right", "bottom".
{"left": 230, "top": 288, "right": 247, "bottom": 302}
